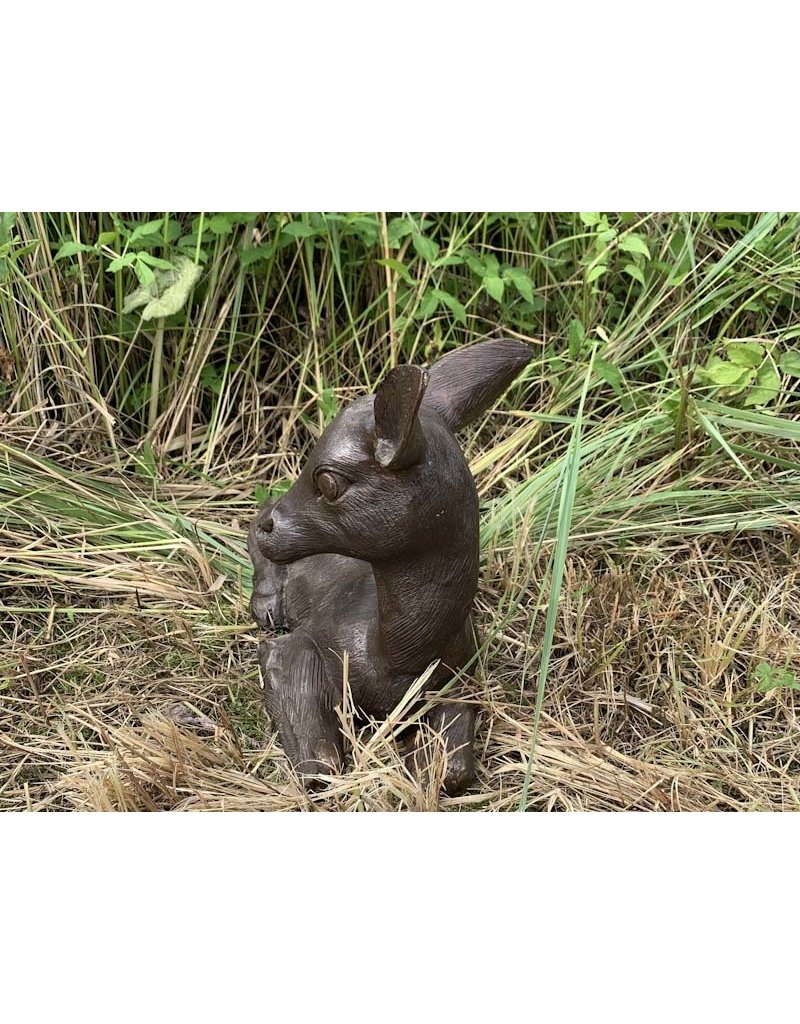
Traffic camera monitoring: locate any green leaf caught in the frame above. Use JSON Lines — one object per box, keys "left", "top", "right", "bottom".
{"left": 240, "top": 244, "right": 274, "bottom": 267}
{"left": 107, "top": 253, "right": 138, "bottom": 272}
{"left": 376, "top": 257, "right": 413, "bottom": 284}
{"left": 128, "top": 218, "right": 164, "bottom": 245}
{"left": 702, "top": 356, "right": 751, "bottom": 387}
{"left": 207, "top": 214, "right": 235, "bottom": 235}
{"left": 619, "top": 234, "right": 651, "bottom": 259}
{"left": 281, "top": 221, "right": 317, "bottom": 239}
{"left": 568, "top": 318, "right": 585, "bottom": 359}
{"left": 201, "top": 364, "right": 223, "bottom": 395}
{"left": 432, "top": 254, "right": 464, "bottom": 269}
{"left": 623, "top": 263, "right": 645, "bottom": 285}
{"left": 726, "top": 341, "right": 764, "bottom": 367}
{"left": 754, "top": 662, "right": 800, "bottom": 693}
{"left": 744, "top": 364, "right": 781, "bottom": 407}
{"left": 432, "top": 289, "right": 467, "bottom": 326}
{"left": 0, "top": 212, "right": 17, "bottom": 246}
{"left": 585, "top": 264, "right": 607, "bottom": 284}
{"left": 319, "top": 386, "right": 338, "bottom": 425}
{"left": 483, "top": 276, "right": 505, "bottom": 302}
{"left": 54, "top": 240, "right": 95, "bottom": 260}
{"left": 254, "top": 484, "right": 270, "bottom": 506}
{"left": 412, "top": 233, "right": 439, "bottom": 263}
{"left": 595, "top": 357, "right": 623, "bottom": 390}
{"left": 137, "top": 252, "right": 173, "bottom": 270}
{"left": 96, "top": 231, "right": 117, "bottom": 248}
{"left": 464, "top": 253, "right": 486, "bottom": 278}
{"left": 387, "top": 217, "right": 414, "bottom": 248}
{"left": 503, "top": 266, "right": 534, "bottom": 303}
{"left": 779, "top": 350, "right": 800, "bottom": 377}
{"left": 484, "top": 253, "right": 500, "bottom": 276}
{"left": 415, "top": 291, "right": 439, "bottom": 319}
{"left": 579, "top": 212, "right": 600, "bottom": 226}
{"left": 134, "top": 258, "right": 155, "bottom": 288}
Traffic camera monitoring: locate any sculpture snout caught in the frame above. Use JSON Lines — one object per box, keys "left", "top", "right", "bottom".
{"left": 252, "top": 495, "right": 310, "bottom": 564}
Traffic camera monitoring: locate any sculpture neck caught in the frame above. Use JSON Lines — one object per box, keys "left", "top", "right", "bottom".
{"left": 370, "top": 540, "right": 479, "bottom": 676}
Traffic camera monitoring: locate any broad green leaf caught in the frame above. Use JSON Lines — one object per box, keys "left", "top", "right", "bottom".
{"left": 754, "top": 662, "right": 800, "bottom": 693}
{"left": 483, "top": 276, "right": 505, "bottom": 302}
{"left": 281, "top": 222, "right": 317, "bottom": 239}
{"left": 619, "top": 234, "right": 650, "bottom": 259}
{"left": 412, "top": 233, "right": 439, "bottom": 263}
{"left": 726, "top": 341, "right": 764, "bottom": 367}
{"left": 54, "top": 240, "right": 94, "bottom": 260}
{"left": 376, "top": 258, "right": 413, "bottom": 283}
{"left": 415, "top": 290, "right": 439, "bottom": 318}
{"left": 128, "top": 218, "right": 164, "bottom": 245}
{"left": 623, "top": 263, "right": 645, "bottom": 285}
{"left": 585, "top": 264, "right": 607, "bottom": 284}
{"left": 240, "top": 244, "right": 274, "bottom": 267}
{"left": 432, "top": 289, "right": 467, "bottom": 325}
{"left": 702, "top": 356, "right": 752, "bottom": 387}
{"left": 484, "top": 253, "right": 500, "bottom": 276}
{"left": 503, "top": 266, "right": 534, "bottom": 303}
{"left": 464, "top": 253, "right": 485, "bottom": 278}
{"left": 200, "top": 364, "right": 224, "bottom": 395}
{"left": 744, "top": 364, "right": 780, "bottom": 407}
{"left": 579, "top": 212, "right": 600, "bottom": 226}
{"left": 432, "top": 254, "right": 464, "bottom": 268}
{"left": 96, "top": 231, "right": 117, "bottom": 247}
{"left": 387, "top": 217, "right": 414, "bottom": 248}
{"left": 0, "top": 212, "right": 17, "bottom": 246}
{"left": 207, "top": 214, "right": 235, "bottom": 235}
{"left": 107, "top": 253, "right": 137, "bottom": 272}
{"left": 134, "top": 258, "right": 155, "bottom": 288}
{"left": 779, "top": 350, "right": 800, "bottom": 377}
{"left": 595, "top": 357, "right": 623, "bottom": 390}
{"left": 137, "top": 252, "right": 173, "bottom": 270}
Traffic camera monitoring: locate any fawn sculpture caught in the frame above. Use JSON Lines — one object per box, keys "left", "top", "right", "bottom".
{"left": 248, "top": 338, "right": 532, "bottom": 794}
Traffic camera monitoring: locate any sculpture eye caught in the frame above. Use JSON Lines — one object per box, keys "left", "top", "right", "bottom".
{"left": 315, "top": 470, "right": 347, "bottom": 501}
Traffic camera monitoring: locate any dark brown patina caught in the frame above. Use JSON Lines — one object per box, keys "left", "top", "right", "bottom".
{"left": 248, "top": 338, "right": 532, "bottom": 794}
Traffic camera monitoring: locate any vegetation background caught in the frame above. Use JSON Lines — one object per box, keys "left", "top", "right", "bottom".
{"left": 2, "top": 211, "right": 800, "bottom": 811}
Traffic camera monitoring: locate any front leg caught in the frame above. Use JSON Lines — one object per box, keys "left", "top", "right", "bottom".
{"left": 423, "top": 701, "right": 476, "bottom": 796}
{"left": 259, "top": 631, "right": 344, "bottom": 788}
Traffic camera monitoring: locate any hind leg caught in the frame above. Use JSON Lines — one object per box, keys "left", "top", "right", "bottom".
{"left": 422, "top": 701, "right": 476, "bottom": 796}
{"left": 259, "top": 631, "right": 344, "bottom": 787}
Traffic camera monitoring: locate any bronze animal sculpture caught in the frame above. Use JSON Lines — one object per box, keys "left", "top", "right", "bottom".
{"left": 248, "top": 338, "right": 532, "bottom": 794}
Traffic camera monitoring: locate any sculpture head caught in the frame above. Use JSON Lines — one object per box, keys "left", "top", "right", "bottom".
{"left": 250, "top": 338, "right": 532, "bottom": 566}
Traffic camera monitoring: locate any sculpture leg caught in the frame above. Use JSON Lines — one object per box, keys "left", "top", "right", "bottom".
{"left": 258, "top": 631, "right": 344, "bottom": 788}
{"left": 424, "top": 701, "right": 476, "bottom": 796}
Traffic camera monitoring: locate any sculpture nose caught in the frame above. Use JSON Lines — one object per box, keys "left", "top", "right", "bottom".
{"left": 259, "top": 516, "right": 274, "bottom": 534}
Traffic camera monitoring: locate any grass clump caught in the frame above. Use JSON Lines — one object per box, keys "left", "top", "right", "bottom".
{"left": 2, "top": 211, "right": 800, "bottom": 811}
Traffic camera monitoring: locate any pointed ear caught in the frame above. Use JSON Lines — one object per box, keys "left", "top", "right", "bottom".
{"left": 373, "top": 365, "right": 428, "bottom": 469}
{"left": 422, "top": 338, "right": 533, "bottom": 431}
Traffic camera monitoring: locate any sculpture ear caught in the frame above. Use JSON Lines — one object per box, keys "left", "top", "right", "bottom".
{"left": 422, "top": 338, "right": 533, "bottom": 431}
{"left": 373, "top": 365, "right": 428, "bottom": 470}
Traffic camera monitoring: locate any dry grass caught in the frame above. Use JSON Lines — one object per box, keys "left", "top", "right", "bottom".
{"left": 4, "top": 442, "right": 799, "bottom": 811}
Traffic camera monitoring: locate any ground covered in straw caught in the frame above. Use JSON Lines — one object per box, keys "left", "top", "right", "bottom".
{"left": 2, "top": 212, "right": 800, "bottom": 810}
